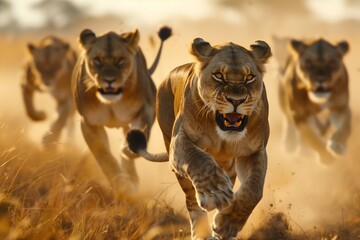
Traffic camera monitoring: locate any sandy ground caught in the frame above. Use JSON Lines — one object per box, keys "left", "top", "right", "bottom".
{"left": 1, "top": 11, "right": 360, "bottom": 237}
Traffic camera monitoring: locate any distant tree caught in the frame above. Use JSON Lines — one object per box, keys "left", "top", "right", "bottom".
{"left": 32, "top": 0, "right": 85, "bottom": 29}
{"left": 0, "top": 0, "right": 11, "bottom": 27}
{"left": 0, "top": 0, "right": 18, "bottom": 31}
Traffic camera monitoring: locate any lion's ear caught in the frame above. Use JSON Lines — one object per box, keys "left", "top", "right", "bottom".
{"left": 121, "top": 29, "right": 140, "bottom": 49}
{"left": 337, "top": 40, "right": 349, "bottom": 56}
{"left": 190, "top": 38, "right": 215, "bottom": 59}
{"left": 250, "top": 40, "right": 272, "bottom": 63}
{"left": 79, "top": 29, "right": 96, "bottom": 48}
{"left": 27, "top": 43, "right": 36, "bottom": 55}
{"left": 290, "top": 39, "right": 307, "bottom": 54}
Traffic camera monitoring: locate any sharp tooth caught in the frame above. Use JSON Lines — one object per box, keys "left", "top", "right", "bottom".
{"left": 224, "top": 120, "right": 230, "bottom": 127}
{"left": 235, "top": 121, "right": 242, "bottom": 127}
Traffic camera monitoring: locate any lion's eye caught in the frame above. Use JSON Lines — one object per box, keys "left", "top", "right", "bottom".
{"left": 94, "top": 58, "right": 102, "bottom": 67}
{"left": 212, "top": 72, "right": 224, "bottom": 82}
{"left": 245, "top": 74, "right": 255, "bottom": 83}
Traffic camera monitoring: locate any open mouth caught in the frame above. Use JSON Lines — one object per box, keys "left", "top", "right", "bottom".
{"left": 310, "top": 86, "right": 331, "bottom": 99}
{"left": 215, "top": 111, "right": 248, "bottom": 132}
{"left": 98, "top": 87, "right": 123, "bottom": 95}
{"left": 314, "top": 86, "right": 331, "bottom": 94}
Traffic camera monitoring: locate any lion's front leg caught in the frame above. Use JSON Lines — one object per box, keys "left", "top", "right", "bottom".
{"left": 21, "top": 83, "right": 46, "bottom": 121}
{"left": 170, "top": 130, "right": 233, "bottom": 239}
{"left": 327, "top": 108, "right": 351, "bottom": 157}
{"left": 120, "top": 127, "right": 140, "bottom": 191}
{"left": 42, "top": 98, "right": 72, "bottom": 145}
{"left": 175, "top": 173, "right": 212, "bottom": 240}
{"left": 212, "top": 149, "right": 267, "bottom": 239}
{"left": 298, "top": 118, "right": 336, "bottom": 164}
{"left": 80, "top": 119, "right": 135, "bottom": 193}
{"left": 171, "top": 131, "right": 234, "bottom": 211}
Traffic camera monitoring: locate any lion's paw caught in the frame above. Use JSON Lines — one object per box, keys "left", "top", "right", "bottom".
{"left": 194, "top": 167, "right": 233, "bottom": 212}
{"left": 212, "top": 211, "right": 241, "bottom": 239}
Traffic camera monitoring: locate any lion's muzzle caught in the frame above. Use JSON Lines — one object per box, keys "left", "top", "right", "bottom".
{"left": 98, "top": 77, "right": 123, "bottom": 96}
{"left": 308, "top": 81, "right": 332, "bottom": 104}
{"left": 215, "top": 111, "right": 248, "bottom": 132}
{"left": 98, "top": 86, "right": 123, "bottom": 95}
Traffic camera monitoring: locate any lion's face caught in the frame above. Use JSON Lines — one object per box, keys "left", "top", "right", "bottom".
{"left": 191, "top": 39, "right": 271, "bottom": 141}
{"left": 79, "top": 29, "right": 140, "bottom": 103}
{"left": 291, "top": 38, "right": 349, "bottom": 104}
{"left": 28, "top": 37, "right": 70, "bottom": 86}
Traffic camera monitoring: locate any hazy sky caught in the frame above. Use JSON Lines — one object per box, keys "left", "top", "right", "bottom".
{"left": 10, "top": 0, "right": 218, "bottom": 27}
{"left": 7, "top": 0, "right": 360, "bottom": 28}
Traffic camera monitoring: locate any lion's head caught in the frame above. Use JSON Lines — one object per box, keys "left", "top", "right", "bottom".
{"left": 190, "top": 38, "right": 271, "bottom": 140}
{"left": 79, "top": 29, "right": 140, "bottom": 103}
{"left": 28, "top": 37, "right": 70, "bottom": 87}
{"left": 290, "top": 38, "right": 349, "bottom": 104}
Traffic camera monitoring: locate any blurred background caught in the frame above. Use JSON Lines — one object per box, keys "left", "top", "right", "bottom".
{"left": 0, "top": 0, "right": 360, "bottom": 238}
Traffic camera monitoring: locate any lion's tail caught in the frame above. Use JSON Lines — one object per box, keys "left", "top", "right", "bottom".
{"left": 126, "top": 129, "right": 169, "bottom": 162}
{"left": 148, "top": 26, "right": 172, "bottom": 75}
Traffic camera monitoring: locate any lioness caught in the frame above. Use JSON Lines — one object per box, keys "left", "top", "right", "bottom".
{"left": 21, "top": 36, "right": 77, "bottom": 145}
{"left": 127, "top": 38, "right": 271, "bottom": 239}
{"left": 72, "top": 26, "right": 171, "bottom": 193}
{"left": 278, "top": 38, "right": 350, "bottom": 164}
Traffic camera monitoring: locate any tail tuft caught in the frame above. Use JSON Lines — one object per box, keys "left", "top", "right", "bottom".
{"left": 158, "top": 26, "right": 172, "bottom": 41}
{"left": 126, "top": 129, "right": 147, "bottom": 154}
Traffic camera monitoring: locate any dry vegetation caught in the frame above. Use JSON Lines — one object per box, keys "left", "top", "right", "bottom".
{"left": 0, "top": 118, "right": 190, "bottom": 240}
{"left": 1, "top": 120, "right": 359, "bottom": 239}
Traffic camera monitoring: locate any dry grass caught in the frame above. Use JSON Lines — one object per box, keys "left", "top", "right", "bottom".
{"left": 0, "top": 118, "right": 189, "bottom": 240}
{"left": 1, "top": 120, "right": 359, "bottom": 240}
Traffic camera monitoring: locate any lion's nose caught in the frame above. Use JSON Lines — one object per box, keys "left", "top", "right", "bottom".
{"left": 103, "top": 77, "right": 116, "bottom": 84}
{"left": 226, "top": 96, "right": 246, "bottom": 108}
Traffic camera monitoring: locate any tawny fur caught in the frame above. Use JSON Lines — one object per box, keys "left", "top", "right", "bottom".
{"left": 130, "top": 38, "right": 271, "bottom": 239}
{"left": 21, "top": 36, "right": 77, "bottom": 145}
{"left": 72, "top": 27, "right": 171, "bottom": 194}
{"left": 278, "top": 38, "right": 350, "bottom": 164}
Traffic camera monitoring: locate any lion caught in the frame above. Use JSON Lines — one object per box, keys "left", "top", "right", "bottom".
{"left": 278, "top": 38, "right": 350, "bottom": 164}
{"left": 21, "top": 36, "right": 77, "bottom": 145}
{"left": 127, "top": 38, "right": 272, "bottom": 239}
{"left": 72, "top": 26, "right": 172, "bottom": 194}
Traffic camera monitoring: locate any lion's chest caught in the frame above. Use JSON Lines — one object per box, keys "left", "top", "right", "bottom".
{"left": 195, "top": 134, "right": 255, "bottom": 161}
{"left": 83, "top": 100, "right": 141, "bottom": 128}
